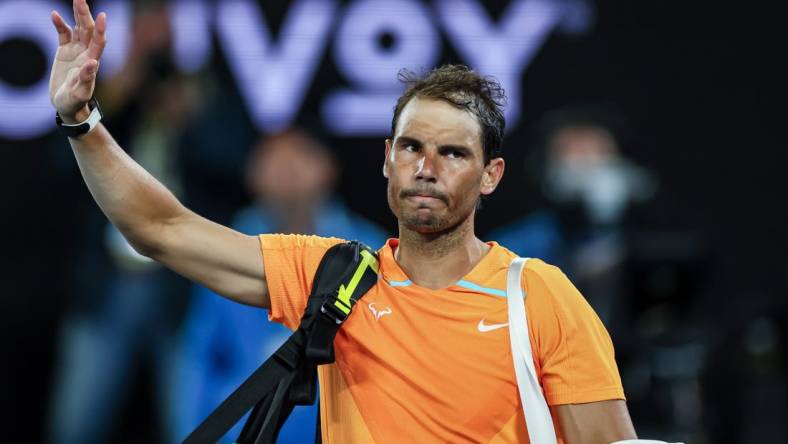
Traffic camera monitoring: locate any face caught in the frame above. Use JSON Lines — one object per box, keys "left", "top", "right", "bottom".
{"left": 547, "top": 125, "right": 619, "bottom": 171}
{"left": 248, "top": 132, "right": 335, "bottom": 208}
{"left": 384, "top": 97, "right": 504, "bottom": 233}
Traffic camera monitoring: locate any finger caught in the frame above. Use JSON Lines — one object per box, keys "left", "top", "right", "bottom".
{"left": 51, "top": 11, "right": 73, "bottom": 46}
{"left": 79, "top": 59, "right": 98, "bottom": 81}
{"left": 73, "top": 0, "right": 80, "bottom": 30}
{"left": 76, "top": 0, "right": 95, "bottom": 44}
{"left": 87, "top": 12, "right": 107, "bottom": 61}
{"left": 81, "top": 0, "right": 96, "bottom": 28}
{"left": 78, "top": 0, "right": 95, "bottom": 30}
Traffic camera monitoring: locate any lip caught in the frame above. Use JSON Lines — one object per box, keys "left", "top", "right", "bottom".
{"left": 406, "top": 195, "right": 442, "bottom": 205}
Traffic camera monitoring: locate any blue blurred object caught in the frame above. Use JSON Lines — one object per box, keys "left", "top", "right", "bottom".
{"left": 488, "top": 211, "right": 563, "bottom": 265}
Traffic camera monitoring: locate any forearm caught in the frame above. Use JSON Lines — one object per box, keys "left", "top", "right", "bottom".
{"left": 69, "top": 122, "right": 187, "bottom": 255}
{"left": 49, "top": 1, "right": 270, "bottom": 308}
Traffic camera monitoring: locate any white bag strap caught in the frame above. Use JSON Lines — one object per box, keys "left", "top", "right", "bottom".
{"left": 507, "top": 257, "right": 558, "bottom": 444}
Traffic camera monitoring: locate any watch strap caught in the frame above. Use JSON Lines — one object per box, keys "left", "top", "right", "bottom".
{"left": 55, "top": 97, "right": 103, "bottom": 138}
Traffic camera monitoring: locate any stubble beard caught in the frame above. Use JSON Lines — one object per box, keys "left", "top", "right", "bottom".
{"left": 403, "top": 210, "right": 448, "bottom": 233}
{"left": 390, "top": 193, "right": 475, "bottom": 236}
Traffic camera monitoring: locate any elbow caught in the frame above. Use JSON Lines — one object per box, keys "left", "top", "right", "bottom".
{"left": 103, "top": 225, "right": 161, "bottom": 268}
{"left": 127, "top": 236, "right": 160, "bottom": 259}
{"left": 117, "top": 219, "right": 170, "bottom": 260}
{"left": 118, "top": 206, "right": 190, "bottom": 260}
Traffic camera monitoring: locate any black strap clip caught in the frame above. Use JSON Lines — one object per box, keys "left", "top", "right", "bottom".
{"left": 319, "top": 296, "right": 350, "bottom": 325}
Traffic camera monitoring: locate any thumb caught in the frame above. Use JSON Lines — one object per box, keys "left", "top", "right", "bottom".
{"left": 74, "top": 59, "right": 99, "bottom": 101}
{"left": 79, "top": 59, "right": 99, "bottom": 82}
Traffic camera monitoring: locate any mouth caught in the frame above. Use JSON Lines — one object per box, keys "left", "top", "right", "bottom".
{"left": 407, "top": 195, "right": 441, "bottom": 205}
{"left": 400, "top": 190, "right": 447, "bottom": 206}
{"left": 401, "top": 188, "right": 447, "bottom": 199}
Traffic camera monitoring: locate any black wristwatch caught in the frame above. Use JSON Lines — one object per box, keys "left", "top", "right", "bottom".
{"left": 55, "top": 97, "right": 103, "bottom": 138}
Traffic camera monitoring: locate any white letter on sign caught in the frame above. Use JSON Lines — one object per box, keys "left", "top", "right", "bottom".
{"left": 436, "top": 0, "right": 565, "bottom": 130}
{"left": 95, "top": 0, "right": 132, "bottom": 78}
{"left": 217, "top": 0, "right": 337, "bottom": 132}
{"left": 323, "top": 0, "right": 439, "bottom": 135}
{"left": 171, "top": 0, "right": 213, "bottom": 73}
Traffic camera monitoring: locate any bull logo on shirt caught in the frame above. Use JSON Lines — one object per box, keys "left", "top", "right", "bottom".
{"left": 368, "top": 303, "right": 393, "bottom": 321}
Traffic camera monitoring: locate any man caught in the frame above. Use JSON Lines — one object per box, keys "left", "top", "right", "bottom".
{"left": 49, "top": 1, "right": 638, "bottom": 442}
{"left": 174, "top": 129, "right": 388, "bottom": 442}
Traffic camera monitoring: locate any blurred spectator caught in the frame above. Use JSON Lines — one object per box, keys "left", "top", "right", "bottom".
{"left": 47, "top": 4, "right": 201, "bottom": 443}
{"left": 172, "top": 129, "right": 388, "bottom": 443}
{"left": 490, "top": 107, "right": 657, "bottom": 335}
{"left": 491, "top": 108, "right": 716, "bottom": 441}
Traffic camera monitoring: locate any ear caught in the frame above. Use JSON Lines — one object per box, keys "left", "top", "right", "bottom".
{"left": 383, "top": 138, "right": 393, "bottom": 178}
{"left": 480, "top": 157, "right": 505, "bottom": 196}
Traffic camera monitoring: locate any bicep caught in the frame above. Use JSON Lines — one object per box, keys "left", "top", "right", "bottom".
{"left": 151, "top": 210, "right": 270, "bottom": 308}
{"left": 553, "top": 400, "right": 636, "bottom": 444}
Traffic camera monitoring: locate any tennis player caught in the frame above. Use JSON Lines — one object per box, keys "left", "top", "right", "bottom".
{"left": 49, "top": 1, "right": 638, "bottom": 441}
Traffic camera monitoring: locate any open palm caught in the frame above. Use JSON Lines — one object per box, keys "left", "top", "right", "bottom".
{"left": 49, "top": 0, "right": 107, "bottom": 121}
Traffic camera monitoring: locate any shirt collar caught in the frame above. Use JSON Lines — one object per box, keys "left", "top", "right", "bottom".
{"left": 377, "top": 238, "right": 506, "bottom": 287}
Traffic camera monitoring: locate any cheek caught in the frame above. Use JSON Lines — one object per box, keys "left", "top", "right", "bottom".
{"left": 451, "top": 171, "right": 483, "bottom": 204}
{"left": 387, "top": 173, "right": 403, "bottom": 204}
{"left": 386, "top": 162, "right": 405, "bottom": 190}
{"left": 386, "top": 179, "right": 401, "bottom": 215}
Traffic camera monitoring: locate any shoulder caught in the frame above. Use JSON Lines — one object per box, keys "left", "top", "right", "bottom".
{"left": 260, "top": 233, "right": 346, "bottom": 252}
{"left": 522, "top": 258, "right": 584, "bottom": 308}
{"left": 522, "top": 258, "right": 568, "bottom": 292}
{"left": 522, "top": 259, "right": 605, "bottom": 340}
{"left": 262, "top": 234, "right": 349, "bottom": 330}
{"left": 481, "top": 245, "right": 568, "bottom": 294}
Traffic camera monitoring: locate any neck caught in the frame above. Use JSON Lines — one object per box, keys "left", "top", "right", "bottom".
{"left": 395, "top": 213, "right": 490, "bottom": 289}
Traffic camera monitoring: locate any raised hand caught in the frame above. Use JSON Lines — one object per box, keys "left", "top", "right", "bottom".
{"left": 49, "top": 0, "right": 107, "bottom": 123}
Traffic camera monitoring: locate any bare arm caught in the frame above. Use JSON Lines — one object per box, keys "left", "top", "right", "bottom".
{"left": 49, "top": 0, "right": 269, "bottom": 307}
{"left": 554, "top": 400, "right": 637, "bottom": 444}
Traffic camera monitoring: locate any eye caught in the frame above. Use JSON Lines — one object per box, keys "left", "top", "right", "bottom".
{"left": 403, "top": 144, "right": 419, "bottom": 153}
{"left": 447, "top": 149, "right": 465, "bottom": 159}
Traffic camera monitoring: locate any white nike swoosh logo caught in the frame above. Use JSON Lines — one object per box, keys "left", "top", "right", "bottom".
{"left": 477, "top": 319, "right": 509, "bottom": 332}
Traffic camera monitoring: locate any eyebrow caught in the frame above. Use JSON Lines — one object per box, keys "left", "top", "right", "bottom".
{"left": 395, "top": 136, "right": 474, "bottom": 155}
{"left": 395, "top": 136, "right": 422, "bottom": 147}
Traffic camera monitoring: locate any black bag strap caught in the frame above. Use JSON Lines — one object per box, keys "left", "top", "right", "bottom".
{"left": 183, "top": 240, "right": 379, "bottom": 444}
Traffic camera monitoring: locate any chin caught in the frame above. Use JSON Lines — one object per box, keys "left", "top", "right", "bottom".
{"left": 402, "top": 212, "right": 452, "bottom": 234}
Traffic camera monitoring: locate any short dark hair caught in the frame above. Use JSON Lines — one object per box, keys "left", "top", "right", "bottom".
{"left": 391, "top": 65, "right": 506, "bottom": 164}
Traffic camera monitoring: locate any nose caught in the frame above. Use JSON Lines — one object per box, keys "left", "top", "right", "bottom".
{"left": 414, "top": 151, "right": 437, "bottom": 183}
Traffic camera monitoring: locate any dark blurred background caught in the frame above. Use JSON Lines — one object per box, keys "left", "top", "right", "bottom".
{"left": 1, "top": 0, "right": 785, "bottom": 443}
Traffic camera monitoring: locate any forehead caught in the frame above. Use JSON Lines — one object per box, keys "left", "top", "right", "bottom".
{"left": 394, "top": 97, "right": 482, "bottom": 149}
